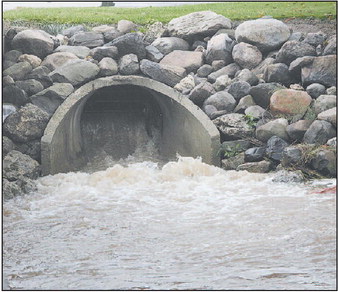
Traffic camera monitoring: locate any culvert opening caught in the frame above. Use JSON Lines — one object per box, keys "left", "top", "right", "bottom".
{"left": 80, "top": 85, "right": 163, "bottom": 166}
{"left": 41, "top": 76, "right": 220, "bottom": 175}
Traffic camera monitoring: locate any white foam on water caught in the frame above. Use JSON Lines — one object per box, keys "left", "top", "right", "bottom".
{"left": 3, "top": 156, "right": 336, "bottom": 290}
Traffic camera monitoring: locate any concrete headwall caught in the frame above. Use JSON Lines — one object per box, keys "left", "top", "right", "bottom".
{"left": 41, "top": 75, "right": 221, "bottom": 174}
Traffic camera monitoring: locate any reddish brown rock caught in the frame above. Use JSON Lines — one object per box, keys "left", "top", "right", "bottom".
{"left": 270, "top": 89, "right": 312, "bottom": 116}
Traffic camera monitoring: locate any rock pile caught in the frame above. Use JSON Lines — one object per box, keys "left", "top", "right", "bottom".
{"left": 3, "top": 11, "right": 337, "bottom": 198}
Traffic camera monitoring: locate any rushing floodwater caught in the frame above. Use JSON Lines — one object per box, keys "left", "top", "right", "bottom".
{"left": 3, "top": 149, "right": 336, "bottom": 290}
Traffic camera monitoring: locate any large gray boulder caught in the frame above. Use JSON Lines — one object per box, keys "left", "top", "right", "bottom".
{"left": 235, "top": 19, "right": 290, "bottom": 52}
{"left": 275, "top": 40, "right": 316, "bottom": 65}
{"left": 232, "top": 42, "right": 262, "bottom": 69}
{"left": 11, "top": 29, "right": 54, "bottom": 58}
{"left": 69, "top": 31, "right": 104, "bottom": 48}
{"left": 167, "top": 11, "right": 231, "bottom": 40}
{"left": 303, "top": 120, "right": 336, "bottom": 145}
{"left": 265, "top": 135, "right": 289, "bottom": 161}
{"left": 306, "top": 83, "right": 326, "bottom": 99}
{"left": 3, "top": 103, "right": 49, "bottom": 143}
{"left": 49, "top": 59, "right": 100, "bottom": 86}
{"left": 151, "top": 37, "right": 189, "bottom": 56}
{"left": 3, "top": 150, "right": 40, "bottom": 181}
{"left": 140, "top": 59, "right": 186, "bottom": 87}
{"left": 41, "top": 52, "right": 79, "bottom": 71}
{"left": 323, "top": 35, "right": 336, "bottom": 55}
{"left": 160, "top": 50, "right": 203, "bottom": 73}
{"left": 30, "top": 83, "right": 74, "bottom": 115}
{"left": 301, "top": 55, "right": 336, "bottom": 87}
{"left": 3, "top": 61, "right": 33, "bottom": 81}
{"left": 227, "top": 81, "right": 251, "bottom": 100}
{"left": 205, "top": 33, "right": 234, "bottom": 65}
{"left": 54, "top": 45, "right": 91, "bottom": 59}
{"left": 255, "top": 118, "right": 289, "bottom": 142}
{"left": 110, "top": 32, "right": 146, "bottom": 59}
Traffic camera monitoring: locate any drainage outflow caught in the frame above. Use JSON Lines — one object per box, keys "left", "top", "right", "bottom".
{"left": 41, "top": 76, "right": 220, "bottom": 175}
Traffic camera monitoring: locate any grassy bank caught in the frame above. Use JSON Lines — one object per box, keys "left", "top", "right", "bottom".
{"left": 3, "top": 1, "right": 336, "bottom": 28}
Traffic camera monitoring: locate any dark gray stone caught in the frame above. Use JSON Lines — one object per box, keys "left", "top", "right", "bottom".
{"left": 88, "top": 46, "right": 119, "bottom": 61}
{"left": 110, "top": 32, "right": 147, "bottom": 59}
{"left": 11, "top": 29, "right": 54, "bottom": 58}
{"left": 25, "top": 65, "right": 53, "bottom": 88}
{"left": 3, "top": 150, "right": 40, "bottom": 181}
{"left": 197, "top": 64, "right": 213, "bottom": 78}
{"left": 15, "top": 79, "right": 44, "bottom": 96}
{"left": 306, "top": 83, "right": 326, "bottom": 99}
{"left": 265, "top": 136, "right": 289, "bottom": 162}
{"left": 103, "top": 28, "right": 124, "bottom": 42}
{"left": 3, "top": 178, "right": 22, "bottom": 200}
{"left": 249, "top": 83, "right": 285, "bottom": 108}
{"left": 275, "top": 40, "right": 316, "bottom": 65}
{"left": 301, "top": 55, "right": 336, "bottom": 87}
{"left": 69, "top": 31, "right": 104, "bottom": 48}
{"left": 4, "top": 49, "right": 22, "bottom": 62}
{"left": 3, "top": 103, "right": 50, "bottom": 143}
{"left": 227, "top": 81, "right": 251, "bottom": 100}
{"left": 3, "top": 85, "right": 29, "bottom": 107}
{"left": 244, "top": 147, "right": 266, "bottom": 162}
{"left": 15, "top": 140, "right": 41, "bottom": 162}
{"left": 281, "top": 146, "right": 302, "bottom": 167}
{"left": 263, "top": 63, "right": 292, "bottom": 86}
{"left": 303, "top": 120, "right": 336, "bottom": 145}
{"left": 311, "top": 149, "right": 336, "bottom": 177}
{"left": 189, "top": 81, "right": 216, "bottom": 106}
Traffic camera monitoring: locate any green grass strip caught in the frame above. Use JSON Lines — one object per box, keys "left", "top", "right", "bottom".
{"left": 3, "top": 2, "right": 336, "bottom": 27}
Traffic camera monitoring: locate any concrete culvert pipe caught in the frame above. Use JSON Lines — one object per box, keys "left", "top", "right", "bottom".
{"left": 41, "top": 76, "right": 220, "bottom": 175}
